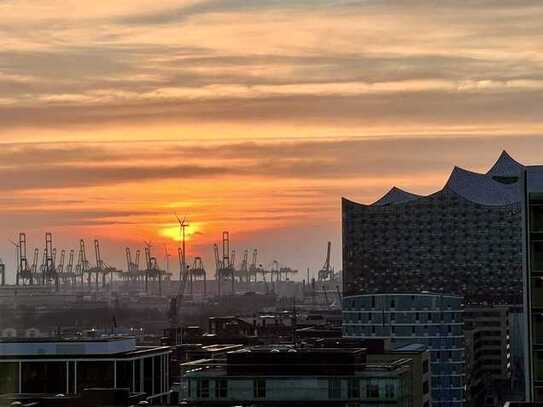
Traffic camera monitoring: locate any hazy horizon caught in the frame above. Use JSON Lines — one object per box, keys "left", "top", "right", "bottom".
{"left": 2, "top": 1, "right": 543, "bottom": 280}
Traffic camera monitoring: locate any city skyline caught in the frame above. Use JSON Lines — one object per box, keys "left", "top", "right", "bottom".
{"left": 2, "top": 1, "right": 543, "bottom": 277}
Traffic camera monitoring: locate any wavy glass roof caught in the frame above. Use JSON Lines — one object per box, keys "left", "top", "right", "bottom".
{"left": 363, "top": 150, "right": 525, "bottom": 207}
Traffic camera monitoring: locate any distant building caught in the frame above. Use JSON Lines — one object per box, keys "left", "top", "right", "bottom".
{"left": 343, "top": 292, "right": 465, "bottom": 407}
{"left": 180, "top": 346, "right": 421, "bottom": 406}
{"left": 342, "top": 151, "right": 526, "bottom": 305}
{"left": 464, "top": 305, "right": 511, "bottom": 406}
{"left": 0, "top": 336, "right": 171, "bottom": 403}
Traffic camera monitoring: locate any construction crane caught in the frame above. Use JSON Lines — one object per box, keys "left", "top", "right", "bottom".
{"left": 9, "top": 238, "right": 20, "bottom": 285}
{"left": 249, "top": 249, "right": 258, "bottom": 282}
{"left": 192, "top": 256, "right": 206, "bottom": 296}
{"left": 30, "top": 248, "right": 39, "bottom": 280}
{"left": 142, "top": 240, "right": 167, "bottom": 295}
{"left": 65, "top": 249, "right": 74, "bottom": 285}
{"left": 135, "top": 250, "right": 141, "bottom": 270}
{"left": 57, "top": 250, "right": 65, "bottom": 274}
{"left": 167, "top": 247, "right": 191, "bottom": 336}
{"left": 94, "top": 239, "right": 103, "bottom": 289}
{"left": 44, "top": 232, "right": 58, "bottom": 289}
{"left": 214, "top": 243, "right": 222, "bottom": 296}
{"left": 318, "top": 241, "right": 334, "bottom": 281}
{"left": 222, "top": 232, "right": 234, "bottom": 294}
{"left": 126, "top": 248, "right": 133, "bottom": 273}
{"left": 79, "top": 239, "right": 88, "bottom": 287}
{"left": 240, "top": 250, "right": 249, "bottom": 282}
{"left": 18, "top": 233, "right": 32, "bottom": 285}
{"left": 144, "top": 241, "right": 152, "bottom": 292}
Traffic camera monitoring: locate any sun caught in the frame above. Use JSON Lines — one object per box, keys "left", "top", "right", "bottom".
{"left": 159, "top": 222, "right": 201, "bottom": 242}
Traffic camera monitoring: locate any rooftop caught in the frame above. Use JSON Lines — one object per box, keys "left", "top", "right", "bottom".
{"left": 345, "top": 150, "right": 541, "bottom": 207}
{"left": 0, "top": 336, "right": 170, "bottom": 358}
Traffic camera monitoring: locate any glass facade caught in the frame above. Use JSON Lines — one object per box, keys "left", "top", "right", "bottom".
{"left": 343, "top": 293, "right": 465, "bottom": 407}
{"left": 342, "top": 151, "right": 526, "bottom": 305}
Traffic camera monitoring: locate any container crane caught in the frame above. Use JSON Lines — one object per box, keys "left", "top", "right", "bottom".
{"left": 318, "top": 241, "right": 334, "bottom": 281}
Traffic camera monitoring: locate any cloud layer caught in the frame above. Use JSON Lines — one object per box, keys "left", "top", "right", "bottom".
{"left": 2, "top": 0, "right": 543, "bottom": 278}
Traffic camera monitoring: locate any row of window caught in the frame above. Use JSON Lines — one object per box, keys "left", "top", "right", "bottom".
{"left": 187, "top": 378, "right": 400, "bottom": 401}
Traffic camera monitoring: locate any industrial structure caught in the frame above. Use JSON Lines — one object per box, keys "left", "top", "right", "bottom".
{"left": 12, "top": 233, "right": 122, "bottom": 291}
{"left": 213, "top": 231, "right": 299, "bottom": 296}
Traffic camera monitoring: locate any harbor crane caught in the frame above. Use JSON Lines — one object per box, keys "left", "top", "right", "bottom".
{"left": 318, "top": 241, "right": 334, "bottom": 281}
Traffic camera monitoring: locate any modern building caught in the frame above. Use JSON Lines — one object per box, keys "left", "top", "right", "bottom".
{"left": 522, "top": 165, "right": 543, "bottom": 401}
{"left": 0, "top": 336, "right": 171, "bottom": 403}
{"left": 180, "top": 346, "right": 418, "bottom": 406}
{"left": 298, "top": 337, "right": 432, "bottom": 407}
{"left": 464, "top": 305, "right": 511, "bottom": 406}
{"left": 342, "top": 151, "right": 526, "bottom": 305}
{"left": 367, "top": 342, "right": 432, "bottom": 407}
{"left": 343, "top": 292, "right": 464, "bottom": 407}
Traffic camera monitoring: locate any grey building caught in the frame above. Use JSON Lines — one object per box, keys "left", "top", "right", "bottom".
{"left": 342, "top": 151, "right": 525, "bottom": 305}
{"left": 343, "top": 292, "right": 464, "bottom": 407}
{"left": 180, "top": 346, "right": 419, "bottom": 406}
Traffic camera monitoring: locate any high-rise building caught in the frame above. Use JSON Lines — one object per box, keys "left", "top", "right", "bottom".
{"left": 522, "top": 165, "right": 543, "bottom": 401}
{"left": 464, "top": 305, "right": 511, "bottom": 406}
{"left": 343, "top": 292, "right": 464, "bottom": 407}
{"left": 342, "top": 151, "right": 525, "bottom": 305}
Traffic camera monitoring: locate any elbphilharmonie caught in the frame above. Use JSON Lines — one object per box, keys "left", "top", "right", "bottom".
{"left": 342, "top": 151, "right": 527, "bottom": 304}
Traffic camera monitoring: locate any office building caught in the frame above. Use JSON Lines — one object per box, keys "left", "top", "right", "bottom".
{"left": 0, "top": 336, "right": 171, "bottom": 403}
{"left": 343, "top": 292, "right": 464, "bottom": 407}
{"left": 464, "top": 305, "right": 511, "bottom": 406}
{"left": 342, "top": 151, "right": 525, "bottom": 305}
{"left": 522, "top": 166, "right": 543, "bottom": 401}
{"left": 180, "top": 346, "right": 420, "bottom": 406}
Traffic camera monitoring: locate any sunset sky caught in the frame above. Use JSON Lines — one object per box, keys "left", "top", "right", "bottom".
{"left": 2, "top": 0, "right": 543, "bottom": 280}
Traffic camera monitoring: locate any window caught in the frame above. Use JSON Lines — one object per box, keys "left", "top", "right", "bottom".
{"left": 423, "top": 380, "right": 429, "bottom": 394}
{"left": 254, "top": 379, "right": 266, "bottom": 399}
{"left": 328, "top": 378, "right": 341, "bottom": 399}
{"left": 422, "top": 360, "right": 429, "bottom": 374}
{"left": 366, "top": 383, "right": 379, "bottom": 398}
{"left": 385, "top": 383, "right": 395, "bottom": 398}
{"left": 347, "top": 378, "right": 359, "bottom": 399}
{"left": 215, "top": 379, "right": 227, "bottom": 398}
{"left": 196, "top": 379, "right": 209, "bottom": 398}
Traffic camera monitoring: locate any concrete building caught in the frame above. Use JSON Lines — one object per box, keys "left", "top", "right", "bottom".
{"left": 367, "top": 343, "right": 432, "bottom": 407}
{"left": 343, "top": 292, "right": 464, "bottom": 407}
{"left": 180, "top": 346, "right": 419, "bottom": 406}
{"left": 464, "top": 305, "right": 511, "bottom": 406}
{"left": 342, "top": 151, "right": 525, "bottom": 305}
{"left": 0, "top": 336, "right": 171, "bottom": 403}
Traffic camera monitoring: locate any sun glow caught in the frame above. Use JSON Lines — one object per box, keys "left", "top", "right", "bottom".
{"left": 159, "top": 222, "right": 201, "bottom": 242}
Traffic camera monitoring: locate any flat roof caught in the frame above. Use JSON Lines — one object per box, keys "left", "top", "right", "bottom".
{"left": 394, "top": 343, "right": 427, "bottom": 352}
{"left": 0, "top": 337, "right": 171, "bottom": 359}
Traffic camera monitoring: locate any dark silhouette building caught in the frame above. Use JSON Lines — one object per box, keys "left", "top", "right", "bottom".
{"left": 342, "top": 151, "right": 526, "bottom": 304}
